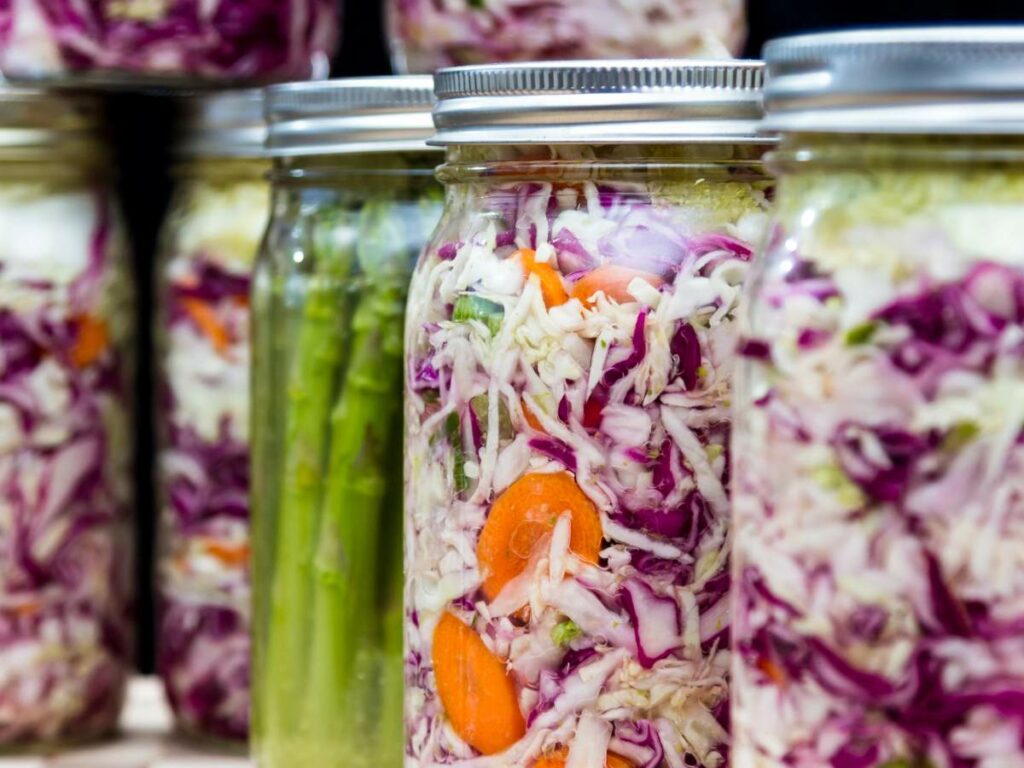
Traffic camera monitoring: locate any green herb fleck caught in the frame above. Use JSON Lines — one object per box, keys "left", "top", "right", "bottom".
{"left": 876, "top": 757, "right": 933, "bottom": 768}
{"left": 552, "top": 620, "right": 582, "bottom": 648}
{"left": 942, "top": 421, "right": 980, "bottom": 452}
{"left": 844, "top": 321, "right": 879, "bottom": 346}
{"left": 812, "top": 462, "right": 865, "bottom": 509}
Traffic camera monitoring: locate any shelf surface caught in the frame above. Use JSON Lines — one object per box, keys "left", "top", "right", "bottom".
{"left": 0, "top": 678, "right": 251, "bottom": 767}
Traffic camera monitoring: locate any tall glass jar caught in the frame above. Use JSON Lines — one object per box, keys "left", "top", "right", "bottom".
{"left": 732, "top": 29, "right": 1024, "bottom": 768}
{"left": 0, "top": 89, "right": 134, "bottom": 748}
{"left": 251, "top": 76, "right": 443, "bottom": 768}
{"left": 386, "top": 0, "right": 746, "bottom": 74}
{"left": 405, "top": 62, "right": 771, "bottom": 768}
{"left": 0, "top": 0, "right": 339, "bottom": 87}
{"left": 155, "top": 90, "right": 268, "bottom": 745}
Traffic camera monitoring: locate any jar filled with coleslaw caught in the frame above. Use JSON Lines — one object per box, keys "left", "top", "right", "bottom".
{"left": 0, "top": 0, "right": 338, "bottom": 87}
{"left": 0, "top": 88, "right": 134, "bottom": 749}
{"left": 386, "top": 0, "right": 746, "bottom": 74}
{"left": 406, "top": 61, "right": 771, "bottom": 768}
{"left": 155, "top": 89, "right": 268, "bottom": 746}
{"left": 732, "top": 29, "right": 1024, "bottom": 768}
{"left": 251, "top": 76, "right": 443, "bottom": 768}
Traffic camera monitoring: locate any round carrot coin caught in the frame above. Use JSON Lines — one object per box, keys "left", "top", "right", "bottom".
{"left": 432, "top": 611, "right": 525, "bottom": 755}
{"left": 477, "top": 472, "right": 603, "bottom": 602}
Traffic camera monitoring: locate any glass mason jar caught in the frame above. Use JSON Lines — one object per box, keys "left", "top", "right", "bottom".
{"left": 0, "top": 0, "right": 339, "bottom": 86}
{"left": 0, "top": 89, "right": 134, "bottom": 747}
{"left": 405, "top": 62, "right": 771, "bottom": 768}
{"left": 155, "top": 90, "right": 268, "bottom": 745}
{"left": 386, "top": 0, "right": 746, "bottom": 74}
{"left": 732, "top": 29, "right": 1024, "bottom": 768}
{"left": 251, "top": 76, "right": 443, "bottom": 768}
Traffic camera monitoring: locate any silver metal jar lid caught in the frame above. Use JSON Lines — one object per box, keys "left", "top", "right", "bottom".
{"left": 0, "top": 85, "right": 101, "bottom": 154}
{"left": 431, "top": 60, "right": 769, "bottom": 146}
{"left": 265, "top": 76, "right": 438, "bottom": 157}
{"left": 764, "top": 26, "right": 1024, "bottom": 134}
{"left": 177, "top": 89, "right": 267, "bottom": 158}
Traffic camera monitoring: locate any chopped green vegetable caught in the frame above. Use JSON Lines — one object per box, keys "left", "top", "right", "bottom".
{"left": 942, "top": 421, "right": 980, "bottom": 452}
{"left": 844, "top": 320, "right": 879, "bottom": 346}
{"left": 812, "top": 462, "right": 866, "bottom": 510}
{"left": 453, "top": 293, "right": 504, "bottom": 335}
{"left": 446, "top": 411, "right": 469, "bottom": 493}
{"left": 552, "top": 619, "right": 583, "bottom": 647}
{"left": 470, "top": 394, "right": 514, "bottom": 441}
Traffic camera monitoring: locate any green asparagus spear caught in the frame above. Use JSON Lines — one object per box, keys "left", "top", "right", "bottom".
{"left": 265, "top": 212, "right": 354, "bottom": 743}
{"left": 378, "top": 445, "right": 405, "bottom": 760}
{"left": 301, "top": 197, "right": 408, "bottom": 750}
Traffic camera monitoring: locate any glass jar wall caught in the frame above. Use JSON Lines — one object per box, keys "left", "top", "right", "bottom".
{"left": 405, "top": 62, "right": 770, "bottom": 768}
{"left": 732, "top": 30, "right": 1024, "bottom": 768}
{"left": 251, "top": 77, "right": 442, "bottom": 768}
{"left": 0, "top": 89, "right": 134, "bottom": 748}
{"left": 386, "top": 0, "right": 746, "bottom": 74}
{"left": 155, "top": 90, "right": 268, "bottom": 745}
{"left": 0, "top": 0, "right": 339, "bottom": 86}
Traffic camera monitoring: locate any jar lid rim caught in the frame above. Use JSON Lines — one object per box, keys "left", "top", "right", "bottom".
{"left": 177, "top": 89, "right": 267, "bottom": 159}
{"left": 0, "top": 87, "right": 103, "bottom": 151}
{"left": 430, "top": 59, "right": 771, "bottom": 146}
{"left": 764, "top": 25, "right": 1024, "bottom": 134}
{"left": 265, "top": 76, "right": 439, "bottom": 157}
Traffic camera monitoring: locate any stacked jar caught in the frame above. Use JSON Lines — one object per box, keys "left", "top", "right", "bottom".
{"left": 732, "top": 29, "right": 1024, "bottom": 767}
{"left": 0, "top": 0, "right": 340, "bottom": 86}
{"left": 155, "top": 89, "right": 268, "bottom": 745}
{"left": 404, "top": 61, "right": 772, "bottom": 768}
{"left": 251, "top": 76, "right": 444, "bottom": 768}
{"left": 386, "top": 0, "right": 747, "bottom": 74}
{"left": 0, "top": 87, "right": 134, "bottom": 747}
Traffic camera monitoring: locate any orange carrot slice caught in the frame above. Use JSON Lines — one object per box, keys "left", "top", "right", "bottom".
{"left": 201, "top": 539, "right": 250, "bottom": 567}
{"left": 533, "top": 747, "right": 633, "bottom": 767}
{"left": 477, "top": 472, "right": 602, "bottom": 602}
{"left": 757, "top": 656, "right": 788, "bottom": 688}
{"left": 522, "top": 402, "right": 546, "bottom": 434}
{"left": 71, "top": 315, "right": 109, "bottom": 368}
{"left": 432, "top": 611, "right": 525, "bottom": 754}
{"left": 181, "top": 297, "right": 230, "bottom": 355}
{"left": 10, "top": 599, "right": 42, "bottom": 619}
{"left": 571, "top": 265, "right": 664, "bottom": 306}
{"left": 519, "top": 248, "right": 568, "bottom": 308}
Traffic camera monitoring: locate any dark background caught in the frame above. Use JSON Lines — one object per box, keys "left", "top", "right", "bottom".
{"left": 116, "top": 0, "right": 1024, "bottom": 672}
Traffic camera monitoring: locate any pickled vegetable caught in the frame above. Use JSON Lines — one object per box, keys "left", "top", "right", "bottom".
{"left": 157, "top": 170, "right": 268, "bottom": 742}
{"left": 405, "top": 145, "right": 771, "bottom": 767}
{"left": 0, "top": 181, "right": 134, "bottom": 746}
{"left": 253, "top": 169, "right": 442, "bottom": 768}
{"left": 733, "top": 161, "right": 1024, "bottom": 766}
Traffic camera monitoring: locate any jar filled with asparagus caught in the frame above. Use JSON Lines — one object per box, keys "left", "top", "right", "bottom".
{"left": 251, "top": 76, "right": 442, "bottom": 768}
